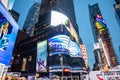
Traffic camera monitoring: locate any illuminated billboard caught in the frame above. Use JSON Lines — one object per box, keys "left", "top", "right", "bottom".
{"left": 36, "top": 40, "right": 47, "bottom": 72}
{"left": 51, "top": 11, "right": 79, "bottom": 43}
{"left": 0, "top": 3, "right": 19, "bottom": 66}
{"left": 48, "top": 35, "right": 70, "bottom": 55}
{"left": 69, "top": 41, "right": 81, "bottom": 56}
{"left": 48, "top": 35, "right": 81, "bottom": 57}
{"left": 95, "top": 15, "right": 106, "bottom": 34}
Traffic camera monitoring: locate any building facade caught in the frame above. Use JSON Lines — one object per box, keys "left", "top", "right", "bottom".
{"left": 114, "top": 3, "right": 120, "bottom": 27}
{"left": 9, "top": 9, "right": 19, "bottom": 22}
{"left": 89, "top": 3, "right": 118, "bottom": 70}
{"left": 23, "top": 2, "right": 40, "bottom": 36}
{"left": 114, "top": 0, "right": 120, "bottom": 65}
{"left": 11, "top": 0, "right": 86, "bottom": 79}
{"left": 115, "top": 0, "right": 120, "bottom": 4}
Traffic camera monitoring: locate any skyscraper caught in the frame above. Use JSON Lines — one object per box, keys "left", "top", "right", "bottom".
{"left": 23, "top": 2, "right": 40, "bottom": 36}
{"left": 35, "top": 0, "right": 79, "bottom": 35}
{"left": 11, "top": 0, "right": 85, "bottom": 79}
{"left": 9, "top": 9, "right": 19, "bottom": 22}
{"left": 89, "top": 3, "right": 118, "bottom": 70}
{"left": 35, "top": 0, "right": 85, "bottom": 78}
{"left": 115, "top": 0, "right": 120, "bottom": 4}
{"left": 114, "top": 0, "right": 120, "bottom": 65}
{"left": 114, "top": 2, "right": 120, "bottom": 27}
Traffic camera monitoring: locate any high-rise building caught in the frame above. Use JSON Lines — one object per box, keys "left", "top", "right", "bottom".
{"left": 114, "top": 0, "right": 120, "bottom": 65}
{"left": 11, "top": 0, "right": 85, "bottom": 79}
{"left": 35, "top": 0, "right": 79, "bottom": 35}
{"left": 114, "top": 3, "right": 120, "bottom": 27}
{"left": 9, "top": 9, "right": 19, "bottom": 22}
{"left": 89, "top": 3, "right": 118, "bottom": 70}
{"left": 0, "top": 0, "right": 9, "bottom": 9}
{"left": 115, "top": 0, "right": 120, "bottom": 4}
{"left": 23, "top": 2, "right": 40, "bottom": 36}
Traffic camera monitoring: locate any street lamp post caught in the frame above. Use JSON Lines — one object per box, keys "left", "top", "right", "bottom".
{"left": 59, "top": 54, "right": 63, "bottom": 80}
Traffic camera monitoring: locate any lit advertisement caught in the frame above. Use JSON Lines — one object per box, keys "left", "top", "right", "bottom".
{"left": 51, "top": 11, "right": 79, "bottom": 43}
{"left": 36, "top": 40, "right": 47, "bottom": 72}
{"left": 21, "top": 58, "right": 27, "bottom": 71}
{"left": 0, "top": 3, "right": 19, "bottom": 66}
{"left": 51, "top": 11, "right": 68, "bottom": 26}
{"left": 48, "top": 35, "right": 70, "bottom": 55}
{"left": 95, "top": 15, "right": 106, "bottom": 34}
{"left": 69, "top": 41, "right": 81, "bottom": 57}
{"left": 48, "top": 35, "right": 81, "bottom": 57}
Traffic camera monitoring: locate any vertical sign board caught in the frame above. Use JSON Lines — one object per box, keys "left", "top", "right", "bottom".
{"left": 0, "top": 3, "right": 19, "bottom": 66}
{"left": 36, "top": 40, "right": 47, "bottom": 72}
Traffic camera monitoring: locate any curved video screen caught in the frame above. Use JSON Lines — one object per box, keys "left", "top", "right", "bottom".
{"left": 48, "top": 35, "right": 70, "bottom": 55}
{"left": 51, "top": 10, "right": 79, "bottom": 43}
{"left": 0, "top": 3, "right": 19, "bottom": 66}
{"left": 48, "top": 35, "right": 81, "bottom": 56}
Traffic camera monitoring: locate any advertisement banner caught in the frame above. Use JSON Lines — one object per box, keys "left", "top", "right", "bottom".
{"left": 0, "top": 3, "right": 19, "bottom": 66}
{"left": 48, "top": 35, "right": 70, "bottom": 55}
{"left": 48, "top": 35, "right": 81, "bottom": 56}
{"left": 36, "top": 40, "right": 47, "bottom": 72}
{"left": 51, "top": 11, "right": 79, "bottom": 43}
{"left": 95, "top": 15, "right": 106, "bottom": 34}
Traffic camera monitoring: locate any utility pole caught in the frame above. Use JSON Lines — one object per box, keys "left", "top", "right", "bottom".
{"left": 59, "top": 54, "right": 63, "bottom": 80}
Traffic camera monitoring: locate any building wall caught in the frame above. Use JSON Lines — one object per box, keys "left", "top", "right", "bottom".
{"left": 39, "top": 0, "right": 79, "bottom": 34}
{"left": 80, "top": 44, "right": 90, "bottom": 71}
{"left": 11, "top": 0, "right": 86, "bottom": 75}
{"left": 23, "top": 2, "right": 40, "bottom": 36}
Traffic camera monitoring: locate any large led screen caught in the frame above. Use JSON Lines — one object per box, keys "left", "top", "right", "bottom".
{"left": 51, "top": 11, "right": 79, "bottom": 43}
{"left": 95, "top": 15, "right": 106, "bottom": 34}
{"left": 48, "top": 35, "right": 81, "bottom": 57}
{"left": 48, "top": 35, "right": 70, "bottom": 55}
{"left": 69, "top": 41, "right": 81, "bottom": 56}
{"left": 36, "top": 40, "right": 47, "bottom": 72}
{"left": 0, "top": 3, "right": 19, "bottom": 66}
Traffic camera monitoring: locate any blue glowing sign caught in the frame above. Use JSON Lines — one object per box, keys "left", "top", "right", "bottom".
{"left": 48, "top": 35, "right": 81, "bottom": 56}
{"left": 0, "top": 3, "right": 19, "bottom": 66}
{"left": 48, "top": 35, "right": 70, "bottom": 55}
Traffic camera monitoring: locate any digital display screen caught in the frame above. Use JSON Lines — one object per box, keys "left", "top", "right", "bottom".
{"left": 51, "top": 11, "right": 79, "bottom": 43}
{"left": 48, "top": 35, "right": 70, "bottom": 55}
{"left": 95, "top": 15, "right": 106, "bottom": 34}
{"left": 0, "top": 3, "right": 19, "bottom": 66}
{"left": 69, "top": 41, "right": 81, "bottom": 56}
{"left": 48, "top": 35, "right": 81, "bottom": 56}
{"left": 0, "top": 12, "right": 13, "bottom": 51}
{"left": 36, "top": 40, "right": 47, "bottom": 72}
